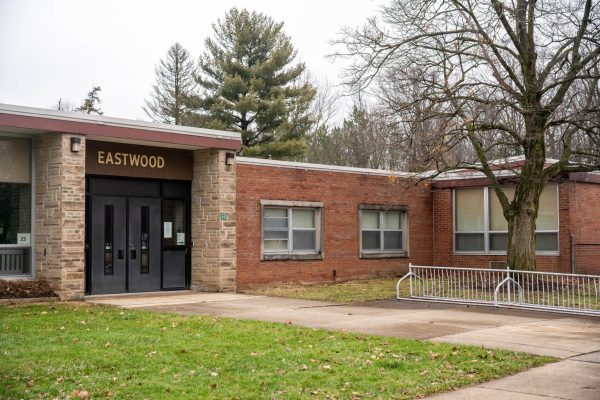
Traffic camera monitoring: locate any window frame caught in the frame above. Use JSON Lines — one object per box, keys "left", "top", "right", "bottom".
{"left": 359, "top": 205, "right": 409, "bottom": 258}
{"left": 453, "top": 185, "right": 560, "bottom": 255}
{"left": 260, "top": 200, "right": 323, "bottom": 261}
{"left": 0, "top": 134, "right": 35, "bottom": 279}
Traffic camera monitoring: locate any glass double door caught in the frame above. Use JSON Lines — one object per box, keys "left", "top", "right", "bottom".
{"left": 89, "top": 196, "right": 161, "bottom": 294}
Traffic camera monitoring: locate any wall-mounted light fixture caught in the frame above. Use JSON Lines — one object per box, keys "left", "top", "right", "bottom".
{"left": 225, "top": 152, "right": 235, "bottom": 165}
{"left": 70, "top": 137, "right": 81, "bottom": 153}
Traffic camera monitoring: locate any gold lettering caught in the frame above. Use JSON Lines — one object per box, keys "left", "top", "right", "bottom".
{"left": 96, "top": 149, "right": 169, "bottom": 170}
{"left": 130, "top": 154, "right": 141, "bottom": 166}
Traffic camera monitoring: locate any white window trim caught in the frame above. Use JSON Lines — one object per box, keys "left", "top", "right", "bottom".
{"left": 453, "top": 186, "right": 560, "bottom": 255}
{"left": 260, "top": 200, "right": 323, "bottom": 260}
{"left": 359, "top": 206, "right": 409, "bottom": 258}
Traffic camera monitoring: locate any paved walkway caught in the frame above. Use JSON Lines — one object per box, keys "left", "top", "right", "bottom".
{"left": 87, "top": 292, "right": 600, "bottom": 399}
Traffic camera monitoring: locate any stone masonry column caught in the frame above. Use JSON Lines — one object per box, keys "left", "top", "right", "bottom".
{"left": 35, "top": 133, "right": 86, "bottom": 300}
{"left": 190, "top": 148, "right": 236, "bottom": 292}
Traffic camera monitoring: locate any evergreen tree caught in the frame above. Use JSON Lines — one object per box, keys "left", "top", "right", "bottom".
{"left": 75, "top": 86, "right": 103, "bottom": 115}
{"left": 143, "top": 43, "right": 197, "bottom": 125}
{"left": 191, "top": 8, "right": 316, "bottom": 159}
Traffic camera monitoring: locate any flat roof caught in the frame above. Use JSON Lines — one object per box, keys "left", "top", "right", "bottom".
{"left": 0, "top": 103, "right": 241, "bottom": 150}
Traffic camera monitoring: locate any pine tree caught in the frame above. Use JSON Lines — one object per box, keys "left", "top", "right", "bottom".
{"left": 75, "top": 86, "right": 103, "bottom": 115}
{"left": 191, "top": 8, "right": 316, "bottom": 159}
{"left": 143, "top": 43, "right": 197, "bottom": 125}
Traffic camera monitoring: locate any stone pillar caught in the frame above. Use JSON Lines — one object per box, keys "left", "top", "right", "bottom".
{"left": 35, "top": 133, "right": 86, "bottom": 300}
{"left": 190, "top": 149, "right": 236, "bottom": 292}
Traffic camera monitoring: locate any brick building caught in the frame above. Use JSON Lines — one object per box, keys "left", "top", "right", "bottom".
{"left": 1, "top": 104, "right": 599, "bottom": 298}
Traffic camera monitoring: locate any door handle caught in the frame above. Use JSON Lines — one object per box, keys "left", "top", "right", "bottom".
{"left": 118, "top": 250, "right": 124, "bottom": 260}
{"left": 130, "top": 249, "right": 137, "bottom": 260}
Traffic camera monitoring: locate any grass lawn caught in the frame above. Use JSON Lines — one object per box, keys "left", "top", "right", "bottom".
{"left": 1, "top": 303, "right": 555, "bottom": 399}
{"left": 244, "top": 277, "right": 600, "bottom": 312}
{"left": 244, "top": 278, "right": 400, "bottom": 303}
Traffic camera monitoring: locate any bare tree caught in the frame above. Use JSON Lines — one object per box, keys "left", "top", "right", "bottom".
{"left": 143, "top": 42, "right": 197, "bottom": 125}
{"left": 335, "top": 0, "right": 600, "bottom": 270}
{"left": 306, "top": 100, "right": 404, "bottom": 170}
{"left": 53, "top": 98, "right": 75, "bottom": 112}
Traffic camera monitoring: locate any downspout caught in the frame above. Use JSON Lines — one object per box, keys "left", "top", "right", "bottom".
{"left": 570, "top": 234, "right": 575, "bottom": 274}
{"left": 432, "top": 187, "right": 436, "bottom": 266}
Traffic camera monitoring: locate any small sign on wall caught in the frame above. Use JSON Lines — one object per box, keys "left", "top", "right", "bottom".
{"left": 17, "top": 233, "right": 30, "bottom": 245}
{"left": 163, "top": 222, "right": 173, "bottom": 239}
{"left": 219, "top": 212, "right": 227, "bottom": 221}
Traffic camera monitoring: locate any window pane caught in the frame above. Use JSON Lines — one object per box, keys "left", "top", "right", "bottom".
{"left": 537, "top": 185, "right": 558, "bottom": 230}
{"left": 264, "top": 230, "right": 289, "bottom": 239}
{"left": 536, "top": 232, "right": 558, "bottom": 252}
{"left": 362, "top": 211, "right": 379, "bottom": 229}
{"left": 455, "top": 233, "right": 485, "bottom": 251}
{"left": 162, "top": 200, "right": 185, "bottom": 247}
{"left": 0, "top": 137, "right": 31, "bottom": 184}
{"left": 104, "top": 205, "right": 114, "bottom": 275}
{"left": 264, "top": 240, "right": 288, "bottom": 251}
{"left": 489, "top": 233, "right": 508, "bottom": 252}
{"left": 264, "top": 207, "right": 288, "bottom": 228}
{"left": 0, "top": 183, "right": 31, "bottom": 245}
{"left": 265, "top": 208, "right": 287, "bottom": 218}
{"left": 455, "top": 188, "right": 484, "bottom": 231}
{"left": 292, "top": 230, "right": 316, "bottom": 251}
{"left": 489, "top": 187, "right": 515, "bottom": 231}
{"left": 292, "top": 209, "right": 315, "bottom": 229}
{"left": 362, "top": 231, "right": 380, "bottom": 250}
{"left": 140, "top": 206, "right": 150, "bottom": 274}
{"left": 384, "top": 211, "right": 402, "bottom": 230}
{"left": 383, "top": 231, "right": 403, "bottom": 250}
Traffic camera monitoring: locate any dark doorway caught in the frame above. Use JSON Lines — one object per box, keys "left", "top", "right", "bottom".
{"left": 86, "top": 177, "right": 189, "bottom": 295}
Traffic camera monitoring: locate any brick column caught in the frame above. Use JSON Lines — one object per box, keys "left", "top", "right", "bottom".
{"left": 35, "top": 133, "right": 86, "bottom": 300}
{"left": 190, "top": 149, "right": 236, "bottom": 292}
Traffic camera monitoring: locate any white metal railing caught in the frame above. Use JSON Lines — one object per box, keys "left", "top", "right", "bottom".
{"left": 397, "top": 263, "right": 600, "bottom": 316}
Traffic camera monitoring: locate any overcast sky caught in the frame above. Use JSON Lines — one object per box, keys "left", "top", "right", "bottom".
{"left": 0, "top": 0, "right": 383, "bottom": 121}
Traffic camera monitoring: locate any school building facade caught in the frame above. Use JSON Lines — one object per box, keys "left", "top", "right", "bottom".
{"left": 1, "top": 104, "right": 599, "bottom": 299}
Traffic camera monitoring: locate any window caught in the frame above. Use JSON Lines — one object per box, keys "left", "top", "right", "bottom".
{"left": 360, "top": 206, "right": 407, "bottom": 257}
{"left": 454, "top": 185, "right": 559, "bottom": 253}
{"left": 0, "top": 137, "right": 33, "bottom": 276}
{"left": 261, "top": 200, "right": 323, "bottom": 260}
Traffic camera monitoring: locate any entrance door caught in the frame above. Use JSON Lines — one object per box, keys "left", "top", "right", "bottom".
{"left": 89, "top": 196, "right": 161, "bottom": 294}
{"left": 89, "top": 196, "right": 127, "bottom": 294}
{"left": 127, "top": 198, "right": 161, "bottom": 292}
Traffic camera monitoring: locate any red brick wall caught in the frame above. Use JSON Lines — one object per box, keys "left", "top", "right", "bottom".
{"left": 571, "top": 182, "right": 600, "bottom": 275}
{"left": 432, "top": 183, "right": 574, "bottom": 273}
{"left": 236, "top": 163, "right": 434, "bottom": 288}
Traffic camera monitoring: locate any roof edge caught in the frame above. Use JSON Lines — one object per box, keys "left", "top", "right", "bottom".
{"left": 237, "top": 156, "right": 415, "bottom": 177}
{"left": 0, "top": 103, "right": 241, "bottom": 141}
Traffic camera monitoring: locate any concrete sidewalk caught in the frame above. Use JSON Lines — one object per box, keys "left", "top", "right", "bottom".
{"left": 87, "top": 292, "right": 600, "bottom": 399}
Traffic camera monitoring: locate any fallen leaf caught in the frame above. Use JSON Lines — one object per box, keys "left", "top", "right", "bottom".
{"left": 71, "top": 389, "right": 90, "bottom": 399}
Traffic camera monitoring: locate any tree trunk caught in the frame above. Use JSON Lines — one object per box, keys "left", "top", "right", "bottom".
{"left": 506, "top": 201, "right": 537, "bottom": 271}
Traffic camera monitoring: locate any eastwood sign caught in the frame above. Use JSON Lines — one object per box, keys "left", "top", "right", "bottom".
{"left": 97, "top": 150, "right": 165, "bottom": 169}
{"left": 86, "top": 140, "right": 193, "bottom": 180}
